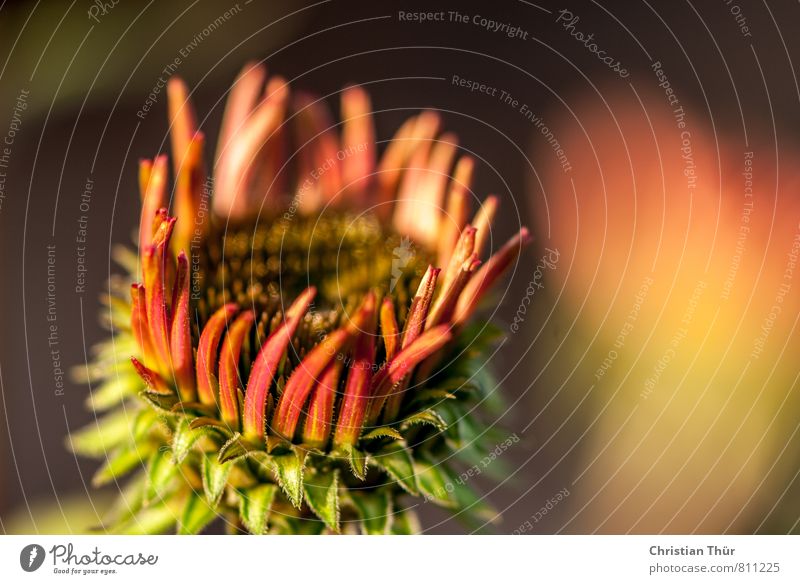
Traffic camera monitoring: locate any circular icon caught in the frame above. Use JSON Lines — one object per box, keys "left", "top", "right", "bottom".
{"left": 19, "top": 544, "right": 45, "bottom": 572}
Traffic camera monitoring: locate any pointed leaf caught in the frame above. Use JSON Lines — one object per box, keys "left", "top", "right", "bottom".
{"left": 271, "top": 448, "right": 307, "bottom": 508}
{"left": 67, "top": 409, "right": 135, "bottom": 458}
{"left": 202, "top": 454, "right": 232, "bottom": 506}
{"left": 337, "top": 443, "right": 367, "bottom": 480}
{"left": 238, "top": 484, "right": 278, "bottom": 535}
{"left": 139, "top": 390, "right": 180, "bottom": 414}
{"left": 145, "top": 449, "right": 178, "bottom": 503}
{"left": 360, "top": 426, "right": 403, "bottom": 441}
{"left": 218, "top": 432, "right": 259, "bottom": 463}
{"left": 401, "top": 409, "right": 447, "bottom": 432}
{"left": 92, "top": 443, "right": 154, "bottom": 487}
{"left": 85, "top": 374, "right": 142, "bottom": 411}
{"left": 415, "top": 459, "right": 457, "bottom": 508}
{"left": 371, "top": 442, "right": 418, "bottom": 495}
{"left": 303, "top": 467, "right": 340, "bottom": 532}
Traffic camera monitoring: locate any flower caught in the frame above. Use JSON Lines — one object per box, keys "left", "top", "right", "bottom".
{"left": 70, "top": 62, "right": 530, "bottom": 534}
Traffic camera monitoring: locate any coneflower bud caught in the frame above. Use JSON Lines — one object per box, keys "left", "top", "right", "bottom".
{"left": 73, "top": 63, "right": 531, "bottom": 535}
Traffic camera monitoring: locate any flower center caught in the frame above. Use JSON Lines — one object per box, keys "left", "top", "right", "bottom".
{"left": 191, "top": 210, "right": 431, "bottom": 358}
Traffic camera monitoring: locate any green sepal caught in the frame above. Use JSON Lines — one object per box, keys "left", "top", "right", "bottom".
{"left": 370, "top": 441, "right": 418, "bottom": 495}
{"left": 303, "top": 465, "right": 340, "bottom": 532}
{"left": 171, "top": 417, "right": 230, "bottom": 464}
{"left": 218, "top": 432, "right": 260, "bottom": 463}
{"left": 271, "top": 448, "right": 307, "bottom": 508}
{"left": 202, "top": 453, "right": 232, "bottom": 506}
{"left": 67, "top": 409, "right": 136, "bottom": 458}
{"left": 85, "top": 374, "right": 141, "bottom": 411}
{"left": 170, "top": 401, "right": 218, "bottom": 417}
{"left": 140, "top": 390, "right": 180, "bottom": 414}
{"left": 237, "top": 484, "right": 277, "bottom": 535}
{"left": 410, "top": 388, "right": 458, "bottom": 407}
{"left": 144, "top": 448, "right": 178, "bottom": 504}
{"left": 178, "top": 493, "right": 217, "bottom": 535}
{"left": 336, "top": 443, "right": 367, "bottom": 480}
{"left": 360, "top": 426, "right": 403, "bottom": 441}
{"left": 401, "top": 409, "right": 447, "bottom": 432}
{"left": 349, "top": 489, "right": 392, "bottom": 534}
{"left": 414, "top": 458, "right": 457, "bottom": 508}
{"left": 92, "top": 442, "right": 154, "bottom": 487}
{"left": 132, "top": 408, "right": 159, "bottom": 439}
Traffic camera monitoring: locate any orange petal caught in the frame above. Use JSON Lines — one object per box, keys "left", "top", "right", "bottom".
{"left": 196, "top": 304, "right": 239, "bottom": 406}
{"left": 340, "top": 85, "right": 375, "bottom": 201}
{"left": 218, "top": 310, "right": 255, "bottom": 427}
{"left": 379, "top": 297, "right": 399, "bottom": 361}
{"left": 454, "top": 227, "right": 532, "bottom": 325}
{"left": 130, "top": 284, "right": 157, "bottom": 368}
{"left": 427, "top": 254, "right": 481, "bottom": 328}
{"left": 214, "top": 80, "right": 288, "bottom": 220}
{"left": 169, "top": 251, "right": 196, "bottom": 402}
{"left": 394, "top": 133, "right": 457, "bottom": 248}
{"left": 167, "top": 77, "right": 197, "bottom": 178}
{"left": 367, "top": 324, "right": 452, "bottom": 425}
{"left": 401, "top": 265, "right": 439, "bottom": 348}
{"left": 437, "top": 156, "right": 474, "bottom": 267}
{"left": 472, "top": 195, "right": 499, "bottom": 259}
{"left": 217, "top": 62, "right": 267, "bottom": 168}
{"left": 293, "top": 92, "right": 342, "bottom": 212}
{"left": 173, "top": 132, "right": 206, "bottom": 255}
{"left": 138, "top": 156, "right": 168, "bottom": 252}
{"left": 142, "top": 216, "right": 176, "bottom": 373}
{"left": 378, "top": 110, "right": 440, "bottom": 196}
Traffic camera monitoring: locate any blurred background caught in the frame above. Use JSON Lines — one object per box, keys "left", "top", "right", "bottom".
{"left": 1, "top": 0, "right": 799, "bottom": 533}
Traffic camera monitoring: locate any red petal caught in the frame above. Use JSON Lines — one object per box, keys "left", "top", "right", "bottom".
{"left": 441, "top": 225, "right": 476, "bottom": 293}
{"left": 271, "top": 291, "right": 375, "bottom": 440}
{"left": 218, "top": 311, "right": 255, "bottom": 427}
{"left": 242, "top": 287, "right": 316, "bottom": 440}
{"left": 367, "top": 324, "right": 452, "bottom": 425}
{"left": 333, "top": 302, "right": 379, "bottom": 446}
{"left": 302, "top": 360, "right": 344, "bottom": 448}
{"left": 427, "top": 254, "right": 481, "bottom": 329}
{"left": 131, "top": 357, "right": 171, "bottom": 395}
